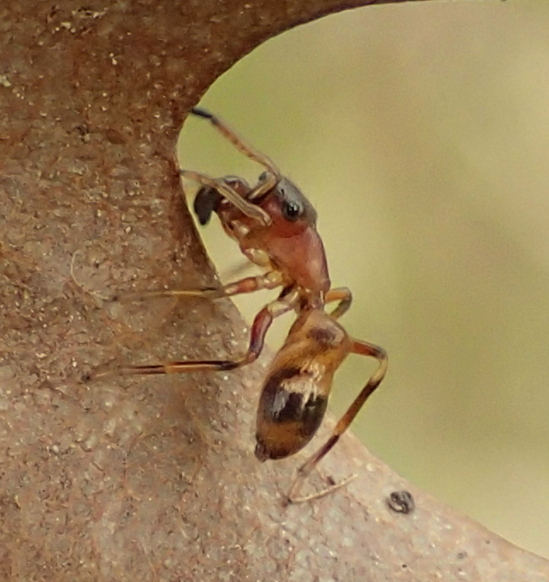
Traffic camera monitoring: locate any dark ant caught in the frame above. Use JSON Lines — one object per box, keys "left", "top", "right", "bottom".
{"left": 109, "top": 107, "right": 388, "bottom": 503}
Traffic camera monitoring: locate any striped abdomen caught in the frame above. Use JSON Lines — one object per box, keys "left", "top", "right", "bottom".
{"left": 255, "top": 309, "right": 351, "bottom": 461}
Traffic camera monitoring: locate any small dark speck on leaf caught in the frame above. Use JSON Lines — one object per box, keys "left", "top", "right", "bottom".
{"left": 387, "top": 490, "right": 415, "bottom": 514}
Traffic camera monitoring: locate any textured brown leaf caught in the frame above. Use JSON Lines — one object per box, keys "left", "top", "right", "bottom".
{"left": 1, "top": 0, "right": 548, "bottom": 580}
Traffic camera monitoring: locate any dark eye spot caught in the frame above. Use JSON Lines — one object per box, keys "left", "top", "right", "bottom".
{"left": 258, "top": 171, "right": 268, "bottom": 181}
{"left": 282, "top": 200, "right": 302, "bottom": 221}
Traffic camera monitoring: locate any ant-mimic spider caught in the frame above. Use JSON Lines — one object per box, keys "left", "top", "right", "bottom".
{"left": 103, "top": 107, "right": 388, "bottom": 503}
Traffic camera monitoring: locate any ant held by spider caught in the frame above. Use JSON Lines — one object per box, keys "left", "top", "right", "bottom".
{"left": 99, "top": 107, "right": 388, "bottom": 503}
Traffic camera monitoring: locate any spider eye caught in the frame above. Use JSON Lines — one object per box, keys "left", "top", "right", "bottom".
{"left": 282, "top": 200, "right": 302, "bottom": 221}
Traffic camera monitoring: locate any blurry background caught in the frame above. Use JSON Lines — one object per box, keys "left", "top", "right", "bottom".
{"left": 178, "top": 1, "right": 549, "bottom": 558}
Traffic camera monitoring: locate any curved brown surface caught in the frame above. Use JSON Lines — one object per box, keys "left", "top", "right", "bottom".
{"left": 1, "top": 1, "right": 548, "bottom": 580}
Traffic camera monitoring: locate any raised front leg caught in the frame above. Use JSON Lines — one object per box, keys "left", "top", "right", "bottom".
{"left": 190, "top": 107, "right": 280, "bottom": 202}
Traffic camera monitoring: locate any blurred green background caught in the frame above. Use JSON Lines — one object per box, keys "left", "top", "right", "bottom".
{"left": 178, "top": 1, "right": 549, "bottom": 558}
